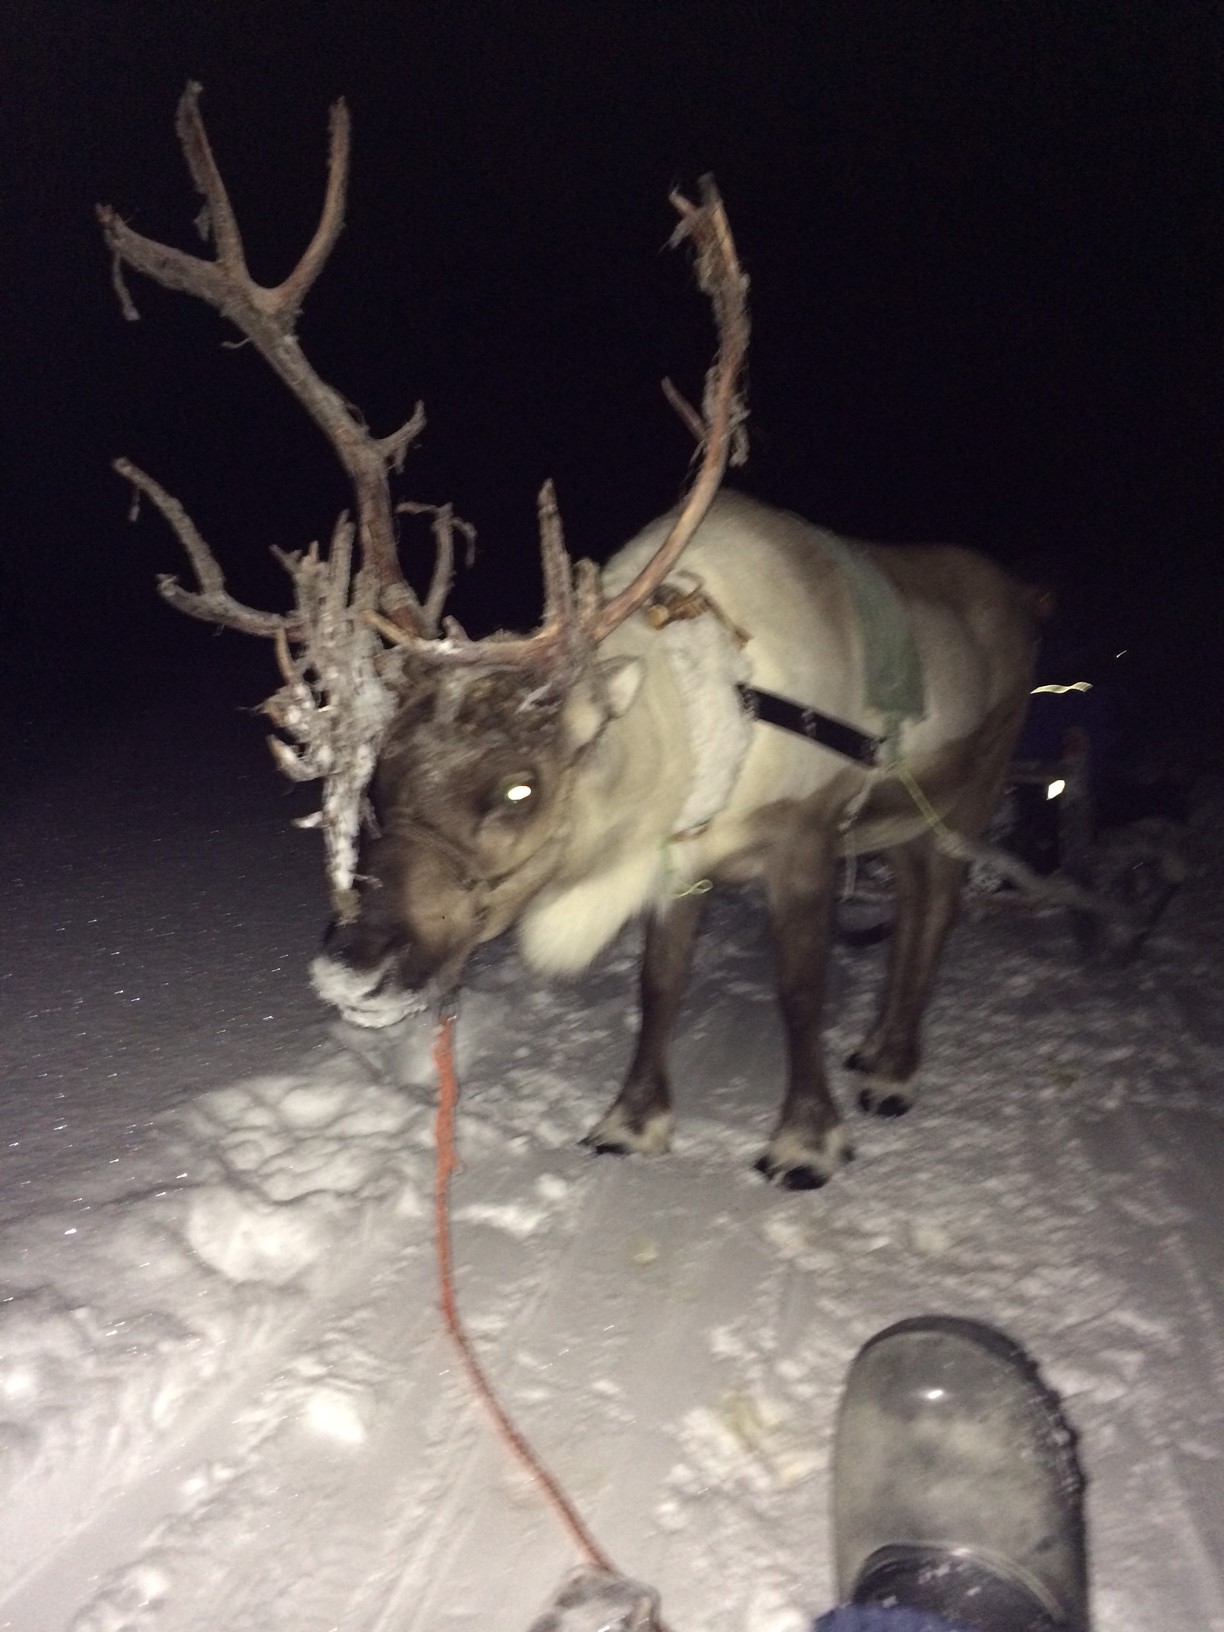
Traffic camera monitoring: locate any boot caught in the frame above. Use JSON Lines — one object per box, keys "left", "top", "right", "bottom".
{"left": 831, "top": 1316, "right": 1089, "bottom": 1632}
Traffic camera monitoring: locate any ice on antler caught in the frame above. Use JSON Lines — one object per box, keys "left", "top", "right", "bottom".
{"left": 260, "top": 524, "right": 398, "bottom": 918}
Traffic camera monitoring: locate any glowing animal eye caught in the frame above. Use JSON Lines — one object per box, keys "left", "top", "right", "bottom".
{"left": 497, "top": 776, "right": 535, "bottom": 807}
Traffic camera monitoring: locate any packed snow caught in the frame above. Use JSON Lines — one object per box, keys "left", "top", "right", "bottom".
{"left": 2, "top": 687, "right": 1222, "bottom": 1632}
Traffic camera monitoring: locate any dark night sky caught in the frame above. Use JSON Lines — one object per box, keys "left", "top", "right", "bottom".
{"left": 4, "top": 0, "right": 1219, "bottom": 739}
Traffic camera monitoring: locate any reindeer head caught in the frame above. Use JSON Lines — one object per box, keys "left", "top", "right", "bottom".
{"left": 100, "top": 85, "right": 747, "bottom": 1024}
{"left": 315, "top": 655, "right": 639, "bottom": 1020}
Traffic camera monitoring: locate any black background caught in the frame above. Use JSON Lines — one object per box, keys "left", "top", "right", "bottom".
{"left": 4, "top": 1, "right": 1219, "bottom": 744}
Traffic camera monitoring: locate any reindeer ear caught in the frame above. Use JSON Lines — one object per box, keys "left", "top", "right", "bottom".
{"left": 599, "top": 656, "right": 645, "bottom": 718}
{"left": 564, "top": 657, "right": 644, "bottom": 750}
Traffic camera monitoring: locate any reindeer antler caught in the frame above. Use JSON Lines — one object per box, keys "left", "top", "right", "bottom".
{"left": 98, "top": 81, "right": 445, "bottom": 638}
{"left": 371, "top": 173, "right": 751, "bottom": 671}
{"left": 587, "top": 175, "right": 750, "bottom": 642}
{"left": 100, "top": 91, "right": 749, "bottom": 908}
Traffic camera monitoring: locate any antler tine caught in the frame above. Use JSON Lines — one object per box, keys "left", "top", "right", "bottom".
{"left": 115, "top": 458, "right": 292, "bottom": 638}
{"left": 371, "top": 479, "right": 589, "bottom": 672}
{"left": 268, "top": 97, "right": 351, "bottom": 317}
{"left": 587, "top": 175, "right": 750, "bottom": 645}
{"left": 99, "top": 84, "right": 435, "bottom": 638}
{"left": 535, "top": 478, "right": 576, "bottom": 627}
{"left": 396, "top": 500, "right": 478, "bottom": 636}
{"left": 174, "top": 78, "right": 350, "bottom": 325}
{"left": 660, "top": 375, "right": 706, "bottom": 444}
{"left": 175, "top": 81, "right": 250, "bottom": 281}
{"left": 437, "top": 481, "right": 586, "bottom": 671}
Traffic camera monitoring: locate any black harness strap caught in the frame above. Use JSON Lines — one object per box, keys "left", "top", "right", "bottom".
{"left": 737, "top": 684, "right": 883, "bottom": 767}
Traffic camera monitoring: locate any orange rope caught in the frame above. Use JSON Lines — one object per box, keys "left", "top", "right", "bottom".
{"left": 431, "top": 1013, "right": 617, "bottom": 1574}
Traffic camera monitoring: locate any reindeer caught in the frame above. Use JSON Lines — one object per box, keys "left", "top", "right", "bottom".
{"left": 100, "top": 87, "right": 1038, "bottom": 1189}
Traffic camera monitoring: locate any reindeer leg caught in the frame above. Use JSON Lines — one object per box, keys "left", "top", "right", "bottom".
{"left": 758, "top": 817, "right": 854, "bottom": 1189}
{"left": 848, "top": 835, "right": 966, "bottom": 1115}
{"left": 849, "top": 734, "right": 1019, "bottom": 1115}
{"left": 583, "top": 890, "right": 706, "bottom": 1157}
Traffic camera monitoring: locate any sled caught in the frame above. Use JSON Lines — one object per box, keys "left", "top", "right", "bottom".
{"left": 836, "top": 726, "right": 1187, "bottom": 962}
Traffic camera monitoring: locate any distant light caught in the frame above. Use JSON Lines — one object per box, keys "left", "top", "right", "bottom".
{"left": 1031, "top": 681, "right": 1093, "bottom": 695}
{"left": 1115, "top": 650, "right": 1127, "bottom": 659}
{"left": 506, "top": 782, "right": 533, "bottom": 803}
{"left": 1046, "top": 779, "right": 1066, "bottom": 800}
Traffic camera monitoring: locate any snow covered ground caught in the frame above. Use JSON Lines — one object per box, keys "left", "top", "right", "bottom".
{"left": 3, "top": 683, "right": 1222, "bottom": 1632}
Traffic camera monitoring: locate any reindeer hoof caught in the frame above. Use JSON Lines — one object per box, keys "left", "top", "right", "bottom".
{"left": 754, "top": 1154, "right": 829, "bottom": 1190}
{"left": 756, "top": 1125, "right": 853, "bottom": 1189}
{"left": 857, "top": 1084, "right": 914, "bottom": 1118}
{"left": 581, "top": 1107, "right": 673, "bottom": 1157}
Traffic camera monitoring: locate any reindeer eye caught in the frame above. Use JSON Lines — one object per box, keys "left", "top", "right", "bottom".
{"left": 494, "top": 774, "right": 536, "bottom": 810}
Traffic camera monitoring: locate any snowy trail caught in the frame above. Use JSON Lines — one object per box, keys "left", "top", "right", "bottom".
{"left": 10, "top": 906, "right": 1222, "bottom": 1631}
{"left": 3, "top": 699, "right": 1222, "bottom": 1630}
